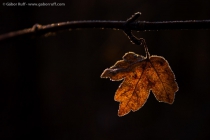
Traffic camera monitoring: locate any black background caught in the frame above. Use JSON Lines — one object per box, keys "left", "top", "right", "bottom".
{"left": 0, "top": 0, "right": 210, "bottom": 139}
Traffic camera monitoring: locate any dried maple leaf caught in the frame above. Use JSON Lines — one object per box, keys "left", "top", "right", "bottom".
{"left": 101, "top": 52, "right": 178, "bottom": 116}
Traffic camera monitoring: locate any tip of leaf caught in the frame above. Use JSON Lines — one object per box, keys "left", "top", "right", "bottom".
{"left": 118, "top": 111, "right": 126, "bottom": 117}
{"left": 118, "top": 107, "right": 131, "bottom": 117}
{"left": 100, "top": 69, "right": 110, "bottom": 78}
{"left": 156, "top": 97, "right": 175, "bottom": 104}
{"left": 167, "top": 99, "right": 174, "bottom": 104}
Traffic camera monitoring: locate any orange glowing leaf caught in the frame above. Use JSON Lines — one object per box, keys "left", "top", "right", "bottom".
{"left": 101, "top": 52, "right": 178, "bottom": 116}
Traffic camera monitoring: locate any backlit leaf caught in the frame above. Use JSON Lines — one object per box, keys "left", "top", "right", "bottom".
{"left": 101, "top": 52, "right": 178, "bottom": 116}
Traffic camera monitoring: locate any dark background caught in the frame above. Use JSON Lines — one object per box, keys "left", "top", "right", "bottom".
{"left": 0, "top": 0, "right": 210, "bottom": 139}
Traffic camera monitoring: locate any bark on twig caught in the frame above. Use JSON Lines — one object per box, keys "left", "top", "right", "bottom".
{"left": 1, "top": 12, "right": 210, "bottom": 43}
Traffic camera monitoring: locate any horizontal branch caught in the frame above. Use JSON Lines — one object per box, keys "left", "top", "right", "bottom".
{"left": 1, "top": 19, "right": 210, "bottom": 42}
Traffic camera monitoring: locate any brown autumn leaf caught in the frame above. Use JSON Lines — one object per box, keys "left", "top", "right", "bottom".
{"left": 101, "top": 52, "right": 178, "bottom": 116}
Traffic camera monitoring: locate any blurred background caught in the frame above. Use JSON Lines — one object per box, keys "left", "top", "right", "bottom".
{"left": 0, "top": 0, "right": 210, "bottom": 139}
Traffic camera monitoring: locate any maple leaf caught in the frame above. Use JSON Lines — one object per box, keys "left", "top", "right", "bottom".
{"left": 101, "top": 52, "right": 178, "bottom": 116}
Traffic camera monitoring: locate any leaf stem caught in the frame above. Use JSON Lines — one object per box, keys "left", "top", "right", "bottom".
{"left": 141, "top": 39, "right": 150, "bottom": 59}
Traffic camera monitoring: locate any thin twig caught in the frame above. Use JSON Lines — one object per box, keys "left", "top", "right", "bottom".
{"left": 1, "top": 12, "right": 210, "bottom": 43}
